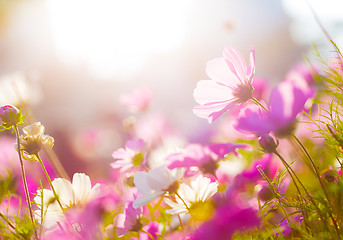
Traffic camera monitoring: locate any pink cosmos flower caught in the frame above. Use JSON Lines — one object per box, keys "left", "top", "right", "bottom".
{"left": 166, "top": 143, "right": 248, "bottom": 176}
{"left": 189, "top": 202, "right": 259, "bottom": 240}
{"left": 120, "top": 87, "right": 152, "bottom": 113}
{"left": 193, "top": 46, "right": 255, "bottom": 123}
{"left": 129, "top": 221, "right": 161, "bottom": 240}
{"left": 111, "top": 139, "right": 146, "bottom": 173}
{"left": 116, "top": 202, "right": 143, "bottom": 236}
{"left": 234, "top": 80, "right": 311, "bottom": 137}
{"left": 232, "top": 154, "right": 279, "bottom": 192}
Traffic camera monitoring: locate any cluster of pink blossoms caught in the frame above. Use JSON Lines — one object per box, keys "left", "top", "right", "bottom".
{"left": 0, "top": 44, "right": 326, "bottom": 240}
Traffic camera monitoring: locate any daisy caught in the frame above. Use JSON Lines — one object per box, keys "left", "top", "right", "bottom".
{"left": 164, "top": 175, "right": 218, "bottom": 218}
{"left": 193, "top": 46, "right": 255, "bottom": 123}
{"left": 34, "top": 173, "right": 100, "bottom": 229}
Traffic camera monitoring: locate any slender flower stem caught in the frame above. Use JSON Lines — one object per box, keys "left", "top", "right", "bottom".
{"left": 0, "top": 212, "right": 26, "bottom": 240}
{"left": 292, "top": 134, "right": 341, "bottom": 238}
{"left": 178, "top": 214, "right": 185, "bottom": 233}
{"left": 35, "top": 153, "right": 64, "bottom": 212}
{"left": 14, "top": 125, "right": 38, "bottom": 240}
{"left": 274, "top": 150, "right": 332, "bottom": 236}
{"left": 175, "top": 192, "right": 191, "bottom": 213}
{"left": 147, "top": 203, "right": 156, "bottom": 221}
{"left": 152, "top": 197, "right": 163, "bottom": 213}
{"left": 12, "top": 85, "right": 70, "bottom": 181}
{"left": 256, "top": 166, "right": 291, "bottom": 224}
{"left": 273, "top": 151, "right": 302, "bottom": 199}
{"left": 141, "top": 229, "right": 155, "bottom": 240}
{"left": 305, "top": 0, "right": 342, "bottom": 57}
{"left": 251, "top": 97, "right": 269, "bottom": 112}
{"left": 0, "top": 212, "right": 18, "bottom": 233}
{"left": 272, "top": 150, "right": 312, "bottom": 233}
{"left": 252, "top": 95, "right": 339, "bottom": 236}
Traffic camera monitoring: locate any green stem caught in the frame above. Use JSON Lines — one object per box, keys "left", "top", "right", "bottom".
{"left": 256, "top": 166, "right": 291, "bottom": 224}
{"left": 141, "top": 229, "right": 155, "bottom": 240}
{"left": 35, "top": 154, "right": 64, "bottom": 212}
{"left": 0, "top": 212, "right": 26, "bottom": 240}
{"left": 292, "top": 134, "right": 341, "bottom": 238}
{"left": 14, "top": 125, "right": 38, "bottom": 240}
{"left": 273, "top": 151, "right": 311, "bottom": 234}
{"left": 274, "top": 150, "right": 332, "bottom": 236}
{"left": 251, "top": 97, "right": 269, "bottom": 112}
{"left": 147, "top": 203, "right": 155, "bottom": 221}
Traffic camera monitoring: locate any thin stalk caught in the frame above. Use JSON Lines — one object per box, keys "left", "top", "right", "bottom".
{"left": 175, "top": 192, "right": 191, "bottom": 213}
{"left": 271, "top": 151, "right": 311, "bottom": 234}
{"left": 256, "top": 166, "right": 291, "bottom": 224}
{"left": 0, "top": 212, "right": 26, "bottom": 240}
{"left": 152, "top": 197, "right": 163, "bottom": 212}
{"left": 251, "top": 97, "right": 269, "bottom": 111}
{"left": 305, "top": 0, "right": 343, "bottom": 57}
{"left": 14, "top": 125, "right": 38, "bottom": 240}
{"left": 11, "top": 82, "right": 70, "bottom": 181}
{"left": 274, "top": 150, "right": 332, "bottom": 236}
{"left": 273, "top": 151, "right": 302, "bottom": 200}
{"left": 36, "top": 153, "right": 64, "bottom": 212}
{"left": 141, "top": 229, "right": 156, "bottom": 240}
{"left": 178, "top": 214, "right": 185, "bottom": 233}
{"left": 147, "top": 203, "right": 156, "bottom": 221}
{"left": 0, "top": 212, "right": 16, "bottom": 232}
{"left": 292, "top": 134, "right": 341, "bottom": 238}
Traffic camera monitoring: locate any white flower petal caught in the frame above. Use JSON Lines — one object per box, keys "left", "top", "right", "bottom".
{"left": 132, "top": 191, "right": 163, "bottom": 209}
{"left": 72, "top": 173, "right": 92, "bottom": 204}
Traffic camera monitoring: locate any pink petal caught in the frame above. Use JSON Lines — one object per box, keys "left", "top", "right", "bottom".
{"left": 193, "top": 80, "right": 234, "bottom": 105}
{"left": 269, "top": 82, "right": 308, "bottom": 126}
{"left": 246, "top": 46, "right": 255, "bottom": 83}
{"left": 206, "top": 58, "right": 240, "bottom": 86}
{"left": 233, "top": 104, "right": 272, "bottom": 135}
{"left": 223, "top": 46, "right": 248, "bottom": 83}
{"left": 193, "top": 101, "right": 237, "bottom": 123}
{"left": 112, "top": 148, "right": 129, "bottom": 160}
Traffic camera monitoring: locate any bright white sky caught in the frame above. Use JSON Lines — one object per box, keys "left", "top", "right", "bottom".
{"left": 282, "top": 0, "right": 343, "bottom": 47}
{"left": 45, "top": 0, "right": 191, "bottom": 78}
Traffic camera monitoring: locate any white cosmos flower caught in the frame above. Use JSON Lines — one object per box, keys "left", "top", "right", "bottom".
{"left": 133, "top": 166, "right": 184, "bottom": 209}
{"left": 34, "top": 173, "right": 100, "bottom": 229}
{"left": 164, "top": 175, "right": 218, "bottom": 215}
{"left": 16, "top": 122, "right": 54, "bottom": 161}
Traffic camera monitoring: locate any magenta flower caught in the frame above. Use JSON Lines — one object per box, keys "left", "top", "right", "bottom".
{"left": 111, "top": 139, "right": 146, "bottom": 173}
{"left": 234, "top": 80, "right": 311, "bottom": 137}
{"left": 138, "top": 221, "right": 160, "bottom": 240}
{"left": 166, "top": 143, "right": 248, "bottom": 176}
{"left": 120, "top": 87, "right": 152, "bottom": 113}
{"left": 193, "top": 46, "right": 255, "bottom": 123}
{"left": 189, "top": 203, "right": 260, "bottom": 240}
{"left": 116, "top": 202, "right": 142, "bottom": 236}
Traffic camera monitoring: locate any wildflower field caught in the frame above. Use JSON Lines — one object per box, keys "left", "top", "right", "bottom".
{"left": 0, "top": 1, "right": 343, "bottom": 240}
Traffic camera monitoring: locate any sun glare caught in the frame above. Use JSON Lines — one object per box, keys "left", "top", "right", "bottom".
{"left": 45, "top": 0, "right": 188, "bottom": 79}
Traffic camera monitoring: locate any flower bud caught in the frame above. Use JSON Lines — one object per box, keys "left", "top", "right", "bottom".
{"left": 259, "top": 134, "right": 278, "bottom": 153}
{"left": 257, "top": 184, "right": 274, "bottom": 202}
{"left": 0, "top": 105, "right": 20, "bottom": 127}
{"left": 17, "top": 122, "right": 54, "bottom": 160}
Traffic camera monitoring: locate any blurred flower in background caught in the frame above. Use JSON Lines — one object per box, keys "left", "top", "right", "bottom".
{"left": 0, "top": 0, "right": 341, "bottom": 179}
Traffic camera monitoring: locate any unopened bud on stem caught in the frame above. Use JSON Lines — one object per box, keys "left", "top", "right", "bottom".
{"left": 259, "top": 134, "right": 278, "bottom": 153}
